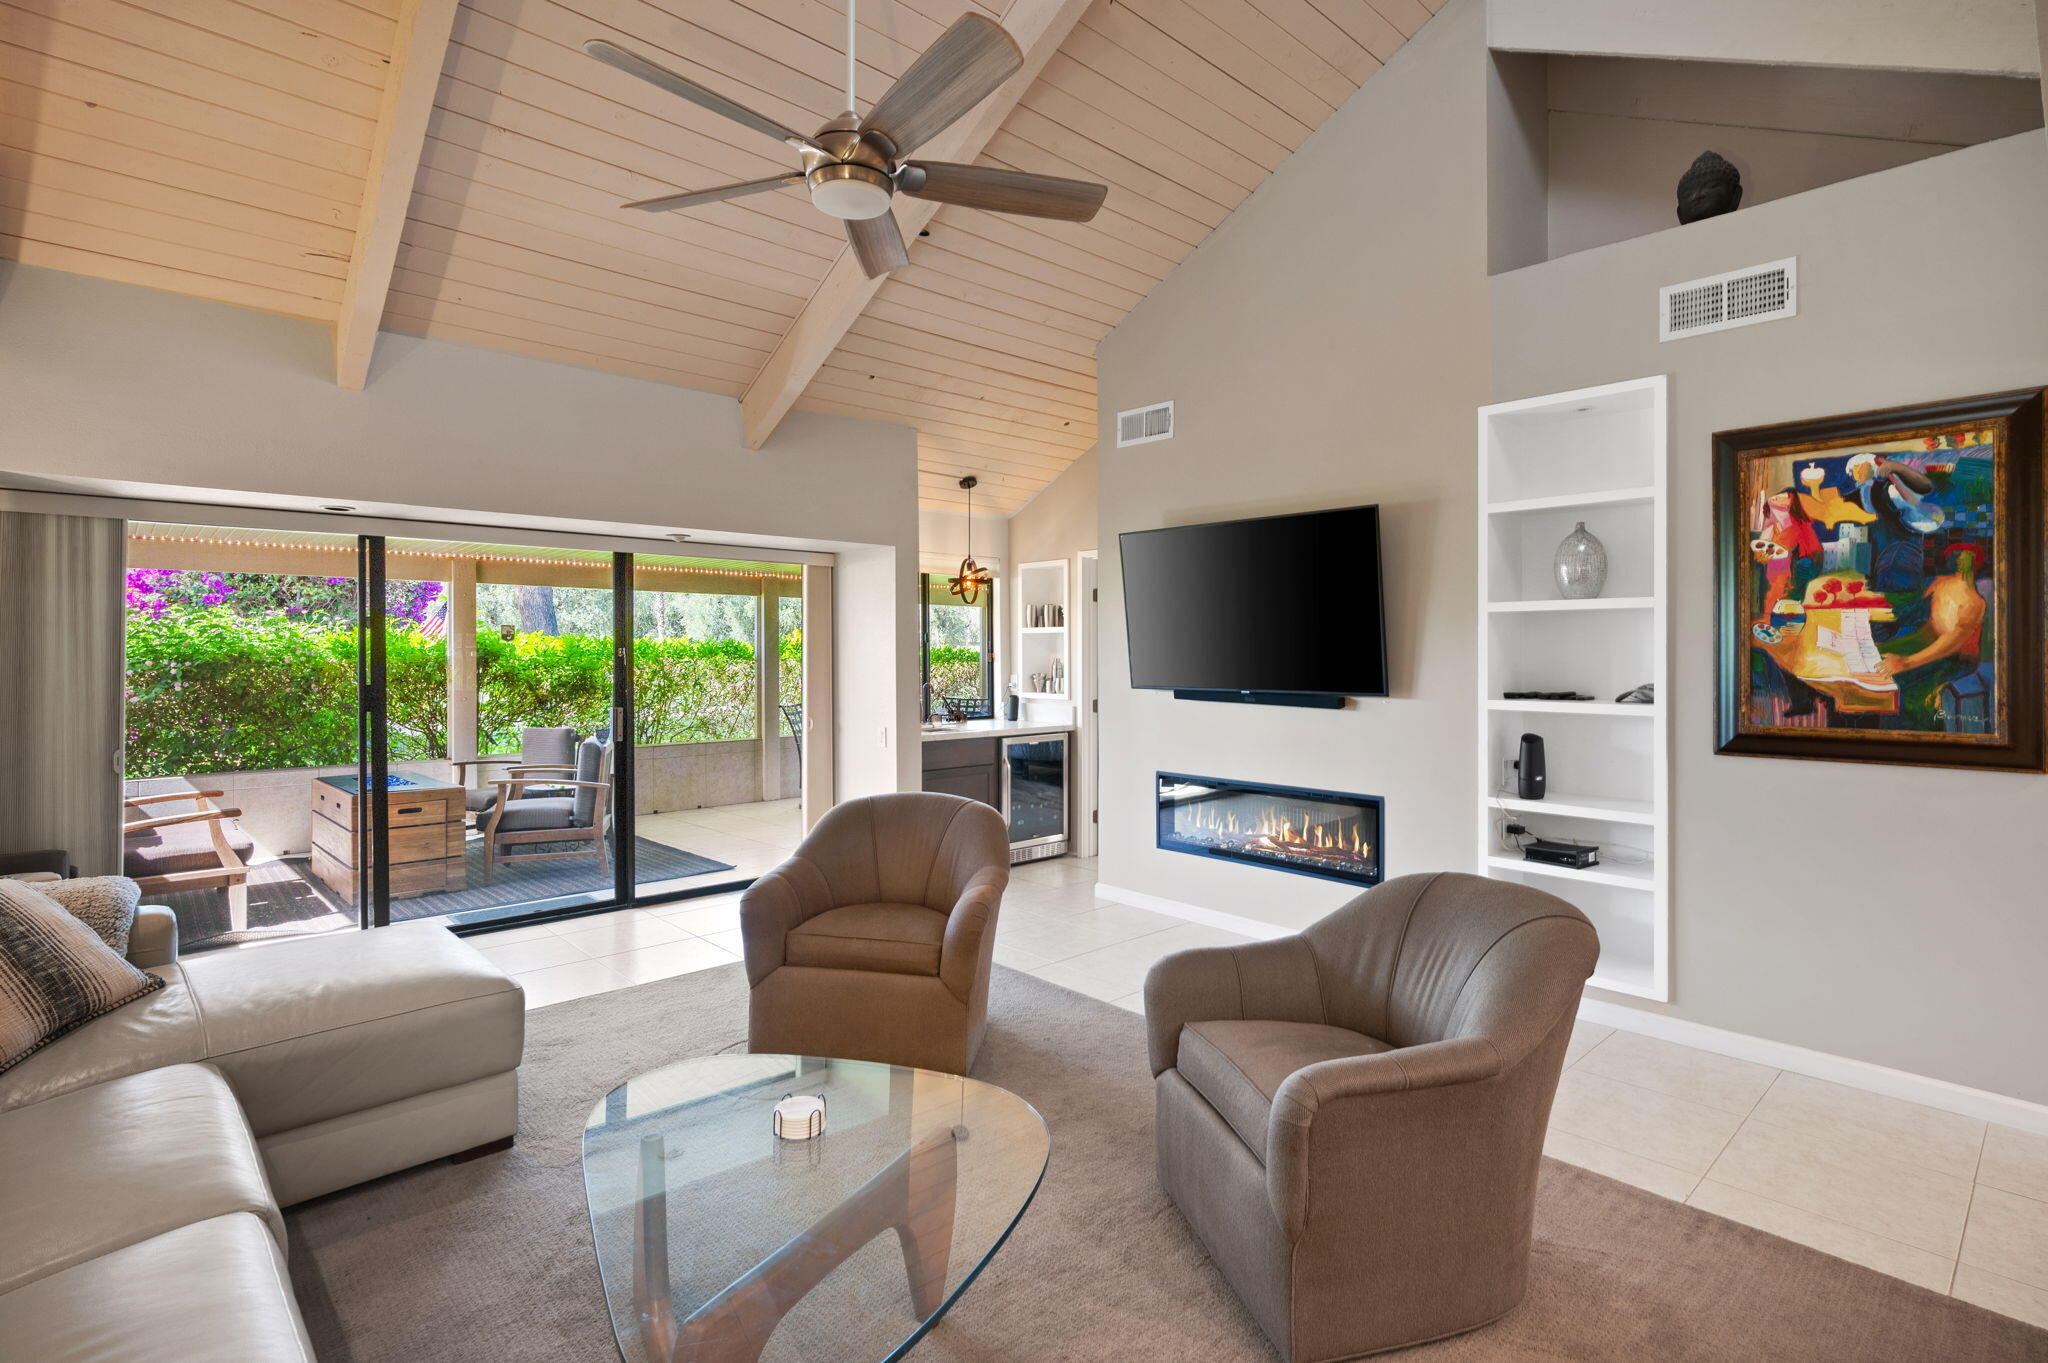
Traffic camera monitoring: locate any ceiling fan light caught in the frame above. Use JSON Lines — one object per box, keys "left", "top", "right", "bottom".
{"left": 808, "top": 165, "right": 893, "bottom": 220}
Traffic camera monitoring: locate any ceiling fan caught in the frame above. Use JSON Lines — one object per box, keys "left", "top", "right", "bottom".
{"left": 582, "top": 2, "right": 1108, "bottom": 278}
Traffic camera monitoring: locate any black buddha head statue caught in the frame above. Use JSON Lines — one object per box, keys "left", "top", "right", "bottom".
{"left": 1676, "top": 150, "right": 1743, "bottom": 224}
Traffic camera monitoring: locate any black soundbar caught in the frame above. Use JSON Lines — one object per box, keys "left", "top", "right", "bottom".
{"left": 1172, "top": 689, "right": 1347, "bottom": 710}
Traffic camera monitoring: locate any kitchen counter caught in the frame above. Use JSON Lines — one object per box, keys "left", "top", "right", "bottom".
{"left": 920, "top": 718, "right": 1073, "bottom": 743}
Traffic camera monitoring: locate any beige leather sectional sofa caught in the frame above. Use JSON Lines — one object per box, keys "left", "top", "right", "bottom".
{"left": 0, "top": 908, "right": 524, "bottom": 1358}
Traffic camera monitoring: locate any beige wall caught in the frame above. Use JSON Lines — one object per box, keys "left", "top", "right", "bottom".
{"left": 1009, "top": 447, "right": 1099, "bottom": 566}
{"left": 0, "top": 263, "right": 923, "bottom": 804}
{"left": 1542, "top": 57, "right": 2042, "bottom": 261}
{"left": 1492, "top": 130, "right": 2048, "bottom": 1103}
{"left": 1094, "top": 0, "right": 1492, "bottom": 927}
{"left": 1094, "top": 0, "right": 2048, "bottom": 1107}
{"left": 1488, "top": 0, "right": 2042, "bottom": 76}
{"left": 918, "top": 507, "right": 1010, "bottom": 575}
{"left": 2040, "top": 0, "right": 2048, "bottom": 121}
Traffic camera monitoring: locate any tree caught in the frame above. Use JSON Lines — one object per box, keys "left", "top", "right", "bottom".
{"left": 515, "top": 584, "right": 559, "bottom": 635}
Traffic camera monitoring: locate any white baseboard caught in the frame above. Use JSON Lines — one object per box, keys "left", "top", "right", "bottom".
{"left": 1094, "top": 882, "right": 1293, "bottom": 941}
{"left": 1577, "top": 999, "right": 2048, "bottom": 1137}
{"left": 1097, "top": 881, "right": 2048, "bottom": 1136}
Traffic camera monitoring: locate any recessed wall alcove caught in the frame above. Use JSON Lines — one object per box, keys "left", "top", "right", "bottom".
{"left": 1485, "top": 51, "right": 2045, "bottom": 273}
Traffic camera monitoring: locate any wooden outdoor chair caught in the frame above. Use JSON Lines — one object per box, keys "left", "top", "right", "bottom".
{"left": 451, "top": 726, "right": 579, "bottom": 823}
{"left": 478, "top": 735, "right": 612, "bottom": 883}
{"left": 122, "top": 789, "right": 252, "bottom": 931}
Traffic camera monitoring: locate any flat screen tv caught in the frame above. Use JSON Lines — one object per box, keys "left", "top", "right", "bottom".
{"left": 1119, "top": 505, "right": 1387, "bottom": 698}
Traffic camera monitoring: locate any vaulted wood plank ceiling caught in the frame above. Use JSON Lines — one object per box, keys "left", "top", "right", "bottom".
{"left": 0, "top": 0, "right": 1437, "bottom": 514}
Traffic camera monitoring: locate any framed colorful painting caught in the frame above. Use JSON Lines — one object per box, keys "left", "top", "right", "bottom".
{"left": 1714, "top": 386, "right": 2044, "bottom": 771}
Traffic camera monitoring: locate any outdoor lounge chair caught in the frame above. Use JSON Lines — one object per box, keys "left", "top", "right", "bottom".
{"left": 122, "top": 786, "right": 253, "bottom": 931}
{"left": 478, "top": 735, "right": 611, "bottom": 883}
{"left": 781, "top": 703, "right": 803, "bottom": 764}
{"left": 780, "top": 703, "right": 804, "bottom": 792}
{"left": 451, "top": 726, "right": 578, "bottom": 822}
{"left": 943, "top": 695, "right": 994, "bottom": 721}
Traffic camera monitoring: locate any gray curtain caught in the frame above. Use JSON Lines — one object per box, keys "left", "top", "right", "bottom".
{"left": 0, "top": 510, "right": 125, "bottom": 874}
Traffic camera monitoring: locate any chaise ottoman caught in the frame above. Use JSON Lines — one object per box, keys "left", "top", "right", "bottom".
{"left": 0, "top": 918, "right": 524, "bottom": 1205}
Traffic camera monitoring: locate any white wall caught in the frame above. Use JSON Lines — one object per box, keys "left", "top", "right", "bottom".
{"left": 1094, "top": 0, "right": 1493, "bottom": 928}
{"left": 832, "top": 545, "right": 921, "bottom": 795}
{"left": 1492, "top": 131, "right": 2048, "bottom": 1104}
{"left": 1488, "top": 0, "right": 2042, "bottom": 77}
{"left": 0, "top": 263, "right": 924, "bottom": 802}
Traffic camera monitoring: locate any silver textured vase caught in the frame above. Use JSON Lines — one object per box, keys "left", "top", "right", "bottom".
{"left": 1554, "top": 521, "right": 1607, "bottom": 599}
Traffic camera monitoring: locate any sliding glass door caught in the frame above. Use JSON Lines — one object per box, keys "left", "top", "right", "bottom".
{"left": 120, "top": 521, "right": 367, "bottom": 950}
{"left": 120, "top": 526, "right": 809, "bottom": 950}
{"left": 626, "top": 553, "right": 807, "bottom": 892}
{"left": 355, "top": 536, "right": 628, "bottom": 931}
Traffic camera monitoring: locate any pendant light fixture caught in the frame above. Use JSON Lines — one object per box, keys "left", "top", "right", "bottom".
{"left": 948, "top": 476, "right": 994, "bottom": 605}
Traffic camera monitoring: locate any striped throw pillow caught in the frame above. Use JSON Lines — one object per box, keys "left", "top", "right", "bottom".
{"left": 0, "top": 878, "right": 166, "bottom": 1074}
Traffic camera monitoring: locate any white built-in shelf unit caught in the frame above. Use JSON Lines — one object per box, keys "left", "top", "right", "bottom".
{"left": 1014, "top": 559, "right": 1070, "bottom": 702}
{"left": 1477, "top": 375, "right": 1670, "bottom": 1001}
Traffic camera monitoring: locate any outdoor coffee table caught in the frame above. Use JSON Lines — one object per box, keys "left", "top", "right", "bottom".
{"left": 583, "top": 1054, "right": 1048, "bottom": 1363}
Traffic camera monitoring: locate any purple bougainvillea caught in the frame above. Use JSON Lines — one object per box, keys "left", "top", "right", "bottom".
{"left": 125, "top": 571, "right": 444, "bottom": 624}
{"left": 389, "top": 580, "right": 445, "bottom": 626}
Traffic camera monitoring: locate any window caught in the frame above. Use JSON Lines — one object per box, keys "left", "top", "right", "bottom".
{"left": 920, "top": 573, "right": 994, "bottom": 719}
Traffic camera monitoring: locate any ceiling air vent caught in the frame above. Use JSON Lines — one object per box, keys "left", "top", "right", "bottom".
{"left": 1659, "top": 258, "right": 1796, "bottom": 341}
{"left": 1117, "top": 401, "right": 1174, "bottom": 447}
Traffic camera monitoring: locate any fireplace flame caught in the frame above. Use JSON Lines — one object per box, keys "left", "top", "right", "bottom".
{"left": 1183, "top": 800, "right": 1372, "bottom": 863}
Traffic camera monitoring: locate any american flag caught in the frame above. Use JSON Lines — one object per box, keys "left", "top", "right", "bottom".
{"left": 417, "top": 601, "right": 448, "bottom": 641}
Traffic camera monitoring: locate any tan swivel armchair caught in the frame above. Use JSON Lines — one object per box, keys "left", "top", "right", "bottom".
{"left": 1145, "top": 872, "right": 1598, "bottom": 1362}
{"left": 741, "top": 792, "right": 1010, "bottom": 1075}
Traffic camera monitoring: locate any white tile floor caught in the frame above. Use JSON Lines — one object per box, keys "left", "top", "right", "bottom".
{"left": 482, "top": 825, "right": 2048, "bottom": 1330}
{"left": 1553, "top": 1024, "right": 2048, "bottom": 1323}
{"left": 470, "top": 797, "right": 802, "bottom": 1008}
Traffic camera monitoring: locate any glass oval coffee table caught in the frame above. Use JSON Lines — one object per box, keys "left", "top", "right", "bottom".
{"left": 583, "top": 1055, "right": 1048, "bottom": 1363}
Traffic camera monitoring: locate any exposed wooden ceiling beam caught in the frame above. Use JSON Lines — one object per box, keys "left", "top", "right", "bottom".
{"left": 737, "top": 0, "right": 1098, "bottom": 450}
{"left": 335, "top": 0, "right": 462, "bottom": 390}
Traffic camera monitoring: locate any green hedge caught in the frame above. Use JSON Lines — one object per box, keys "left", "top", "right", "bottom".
{"left": 927, "top": 644, "right": 986, "bottom": 703}
{"left": 124, "top": 614, "right": 816, "bottom": 779}
{"left": 126, "top": 611, "right": 360, "bottom": 777}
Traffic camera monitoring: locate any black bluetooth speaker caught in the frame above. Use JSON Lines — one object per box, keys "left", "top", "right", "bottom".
{"left": 1515, "top": 733, "right": 1546, "bottom": 800}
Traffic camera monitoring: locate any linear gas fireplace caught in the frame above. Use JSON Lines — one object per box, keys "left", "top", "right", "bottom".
{"left": 1156, "top": 772, "right": 1383, "bottom": 888}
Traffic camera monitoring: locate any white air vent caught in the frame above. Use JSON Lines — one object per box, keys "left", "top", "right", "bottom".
{"left": 1659, "top": 258, "right": 1796, "bottom": 341}
{"left": 1117, "top": 400, "right": 1174, "bottom": 447}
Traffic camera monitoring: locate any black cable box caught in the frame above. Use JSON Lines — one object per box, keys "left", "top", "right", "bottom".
{"left": 1523, "top": 839, "right": 1599, "bottom": 870}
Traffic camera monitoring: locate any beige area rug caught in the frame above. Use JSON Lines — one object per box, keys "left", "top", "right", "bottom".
{"left": 286, "top": 966, "right": 2048, "bottom": 1362}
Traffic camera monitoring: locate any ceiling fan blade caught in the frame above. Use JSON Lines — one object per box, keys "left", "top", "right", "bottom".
{"left": 623, "top": 174, "right": 805, "bottom": 213}
{"left": 845, "top": 211, "right": 909, "bottom": 278}
{"left": 861, "top": 14, "right": 1021, "bottom": 157}
{"left": 897, "top": 162, "right": 1107, "bottom": 222}
{"left": 583, "top": 40, "right": 823, "bottom": 153}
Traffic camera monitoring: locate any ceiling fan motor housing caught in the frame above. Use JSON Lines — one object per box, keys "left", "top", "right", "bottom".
{"left": 803, "top": 118, "right": 898, "bottom": 220}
